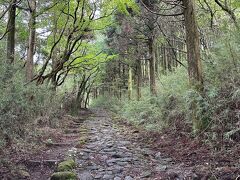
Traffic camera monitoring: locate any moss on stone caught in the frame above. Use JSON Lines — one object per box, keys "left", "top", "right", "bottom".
{"left": 80, "top": 127, "right": 88, "bottom": 133}
{"left": 57, "top": 159, "right": 76, "bottom": 172}
{"left": 50, "top": 171, "right": 77, "bottom": 180}
{"left": 14, "top": 169, "right": 30, "bottom": 179}
{"left": 79, "top": 136, "right": 87, "bottom": 144}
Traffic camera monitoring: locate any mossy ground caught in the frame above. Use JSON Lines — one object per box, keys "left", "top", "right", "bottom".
{"left": 51, "top": 171, "right": 77, "bottom": 180}
{"left": 57, "top": 159, "right": 76, "bottom": 172}
{"left": 76, "top": 125, "right": 89, "bottom": 147}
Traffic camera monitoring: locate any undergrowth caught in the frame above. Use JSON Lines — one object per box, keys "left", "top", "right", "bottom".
{"left": 91, "top": 33, "right": 240, "bottom": 146}
{"left": 0, "top": 60, "right": 62, "bottom": 150}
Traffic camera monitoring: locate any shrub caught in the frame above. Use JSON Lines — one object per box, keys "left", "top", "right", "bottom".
{"left": 90, "top": 67, "right": 189, "bottom": 132}
{"left": 0, "top": 60, "right": 61, "bottom": 149}
{"left": 91, "top": 32, "right": 240, "bottom": 141}
{"left": 91, "top": 95, "right": 122, "bottom": 112}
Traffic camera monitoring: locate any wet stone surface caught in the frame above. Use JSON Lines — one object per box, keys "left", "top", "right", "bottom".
{"left": 76, "top": 109, "right": 172, "bottom": 180}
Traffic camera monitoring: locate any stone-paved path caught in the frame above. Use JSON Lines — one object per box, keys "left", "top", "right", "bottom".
{"left": 3, "top": 108, "right": 237, "bottom": 179}
{"left": 76, "top": 109, "right": 174, "bottom": 180}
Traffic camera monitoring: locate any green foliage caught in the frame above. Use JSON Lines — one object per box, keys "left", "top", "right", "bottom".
{"left": 0, "top": 59, "right": 61, "bottom": 149}
{"left": 102, "top": 0, "right": 139, "bottom": 15}
{"left": 57, "top": 159, "right": 76, "bottom": 172}
{"left": 93, "top": 32, "right": 240, "bottom": 137}
{"left": 202, "top": 31, "right": 240, "bottom": 138}
{"left": 121, "top": 67, "right": 189, "bottom": 130}
{"left": 120, "top": 96, "right": 163, "bottom": 130}
{"left": 0, "top": 0, "right": 239, "bottom": 152}
{"left": 51, "top": 171, "right": 77, "bottom": 180}
{"left": 68, "top": 34, "right": 117, "bottom": 73}
{"left": 184, "top": 89, "right": 211, "bottom": 133}
{"left": 91, "top": 95, "right": 122, "bottom": 113}
{"left": 92, "top": 67, "right": 189, "bottom": 131}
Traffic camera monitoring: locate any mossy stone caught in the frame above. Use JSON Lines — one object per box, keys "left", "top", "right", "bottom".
{"left": 16, "top": 169, "right": 30, "bottom": 178}
{"left": 78, "top": 137, "right": 87, "bottom": 145}
{"left": 50, "top": 171, "right": 77, "bottom": 180}
{"left": 57, "top": 159, "right": 76, "bottom": 172}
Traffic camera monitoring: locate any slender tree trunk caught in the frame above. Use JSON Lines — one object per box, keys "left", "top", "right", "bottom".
{"left": 128, "top": 66, "right": 133, "bottom": 100}
{"left": 118, "top": 61, "right": 121, "bottom": 99}
{"left": 162, "top": 46, "right": 167, "bottom": 74}
{"left": 84, "top": 81, "right": 94, "bottom": 108}
{"left": 76, "top": 75, "right": 86, "bottom": 109}
{"left": 141, "top": 59, "right": 145, "bottom": 81}
{"left": 136, "top": 59, "right": 142, "bottom": 101}
{"left": 26, "top": 0, "right": 36, "bottom": 81}
{"left": 122, "top": 63, "right": 126, "bottom": 90}
{"left": 51, "top": 12, "right": 58, "bottom": 91}
{"left": 155, "top": 43, "right": 159, "bottom": 75}
{"left": 149, "top": 38, "right": 157, "bottom": 95}
{"left": 167, "top": 48, "right": 172, "bottom": 72}
{"left": 51, "top": 50, "right": 58, "bottom": 91}
{"left": 7, "top": 0, "right": 16, "bottom": 64}
{"left": 182, "top": 0, "right": 203, "bottom": 90}
{"left": 144, "top": 59, "right": 148, "bottom": 83}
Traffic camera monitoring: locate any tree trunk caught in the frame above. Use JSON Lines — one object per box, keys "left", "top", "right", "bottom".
{"left": 76, "top": 75, "right": 86, "bottom": 109}
{"left": 136, "top": 59, "right": 142, "bottom": 101}
{"left": 6, "top": 0, "right": 16, "bottom": 64}
{"left": 84, "top": 81, "right": 94, "bottom": 108}
{"left": 149, "top": 38, "right": 157, "bottom": 95}
{"left": 26, "top": 0, "right": 36, "bottom": 81}
{"left": 128, "top": 66, "right": 133, "bottom": 100}
{"left": 144, "top": 59, "right": 148, "bottom": 83}
{"left": 183, "top": 0, "right": 204, "bottom": 132}
{"left": 155, "top": 43, "right": 159, "bottom": 75}
{"left": 182, "top": 0, "right": 203, "bottom": 90}
{"left": 162, "top": 46, "right": 167, "bottom": 74}
{"left": 51, "top": 13, "right": 58, "bottom": 91}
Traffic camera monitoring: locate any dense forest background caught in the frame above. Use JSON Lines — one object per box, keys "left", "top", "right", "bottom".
{"left": 0, "top": 0, "right": 239, "bottom": 179}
